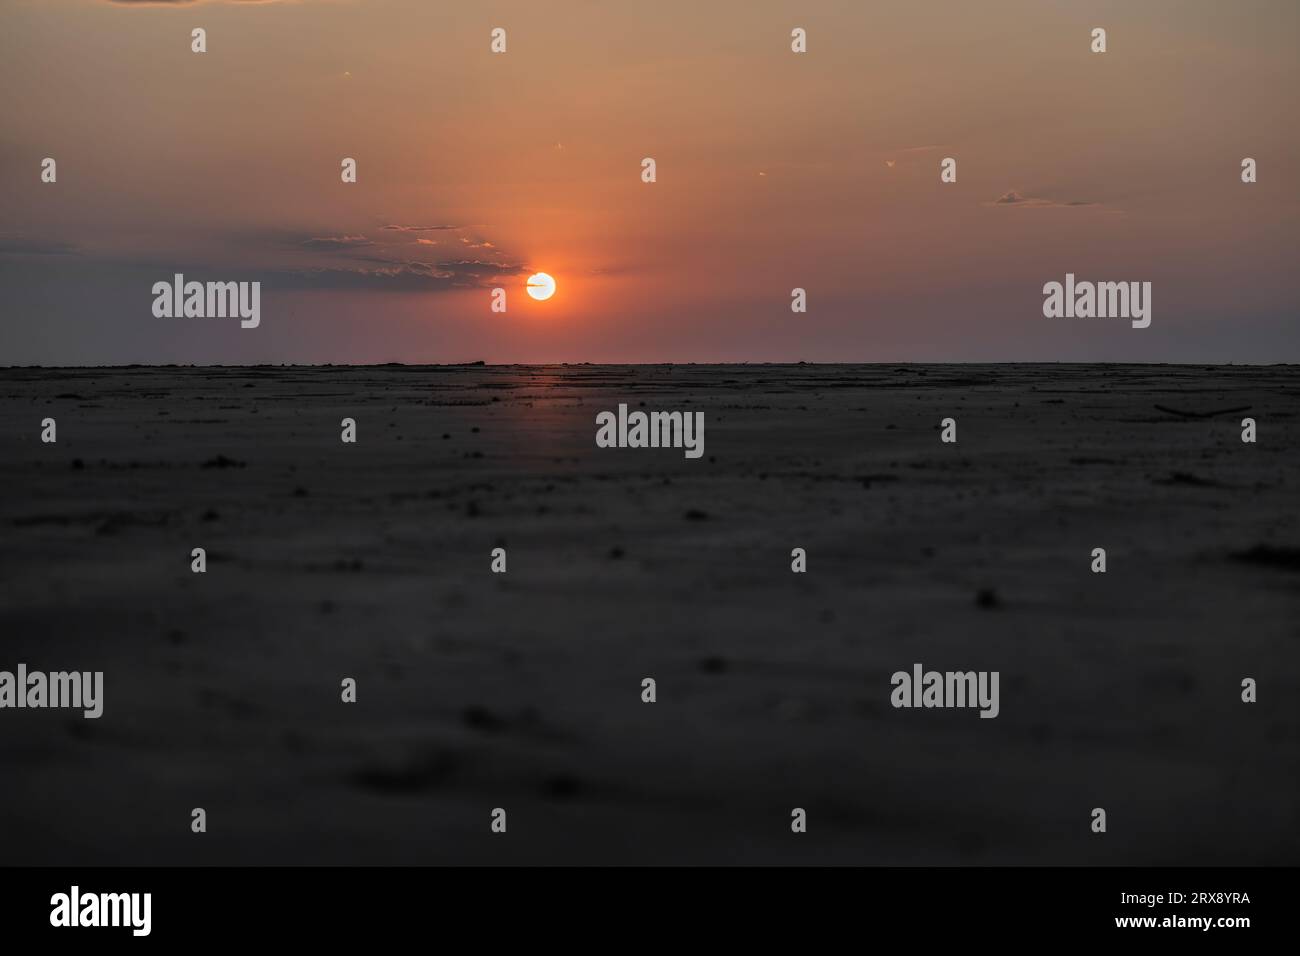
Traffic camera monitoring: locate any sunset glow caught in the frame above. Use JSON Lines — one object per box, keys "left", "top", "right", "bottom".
{"left": 0, "top": 0, "right": 1295, "bottom": 365}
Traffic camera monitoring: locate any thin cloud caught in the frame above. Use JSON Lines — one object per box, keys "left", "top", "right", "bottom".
{"left": 300, "top": 235, "right": 373, "bottom": 249}
{"left": 379, "top": 224, "right": 464, "bottom": 233}
{"left": 988, "top": 190, "right": 1097, "bottom": 208}
{"left": 434, "top": 258, "right": 525, "bottom": 278}
{"left": 274, "top": 256, "right": 528, "bottom": 291}
{"left": 0, "top": 241, "right": 525, "bottom": 294}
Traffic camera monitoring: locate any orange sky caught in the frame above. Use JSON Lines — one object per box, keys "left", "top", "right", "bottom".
{"left": 1, "top": 0, "right": 1297, "bottom": 364}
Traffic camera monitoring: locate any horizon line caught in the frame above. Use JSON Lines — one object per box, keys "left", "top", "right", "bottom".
{"left": 3, "top": 360, "right": 1299, "bottom": 371}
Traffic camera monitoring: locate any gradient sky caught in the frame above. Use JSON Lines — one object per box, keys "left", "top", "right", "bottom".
{"left": 1, "top": 0, "right": 1297, "bottom": 364}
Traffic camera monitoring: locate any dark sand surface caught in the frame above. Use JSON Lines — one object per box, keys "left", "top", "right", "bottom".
{"left": 1, "top": 363, "right": 1297, "bottom": 865}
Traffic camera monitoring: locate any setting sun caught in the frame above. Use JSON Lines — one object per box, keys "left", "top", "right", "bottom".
{"left": 526, "top": 272, "right": 556, "bottom": 301}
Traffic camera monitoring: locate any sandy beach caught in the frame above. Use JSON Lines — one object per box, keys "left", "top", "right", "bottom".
{"left": 0, "top": 363, "right": 1296, "bottom": 865}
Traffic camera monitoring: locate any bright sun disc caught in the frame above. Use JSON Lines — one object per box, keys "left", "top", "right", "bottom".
{"left": 526, "top": 272, "right": 556, "bottom": 301}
